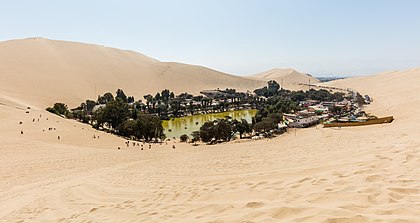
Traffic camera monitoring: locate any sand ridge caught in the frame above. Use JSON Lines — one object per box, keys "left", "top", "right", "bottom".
{"left": 0, "top": 37, "right": 266, "bottom": 108}
{"left": 247, "top": 68, "right": 320, "bottom": 90}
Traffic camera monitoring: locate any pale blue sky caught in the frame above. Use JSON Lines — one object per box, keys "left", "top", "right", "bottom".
{"left": 1, "top": 0, "right": 419, "bottom": 76}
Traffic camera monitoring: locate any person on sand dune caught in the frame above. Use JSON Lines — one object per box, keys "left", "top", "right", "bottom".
{"left": 21, "top": 130, "right": 23, "bottom": 134}
{"left": 58, "top": 136, "right": 60, "bottom": 140}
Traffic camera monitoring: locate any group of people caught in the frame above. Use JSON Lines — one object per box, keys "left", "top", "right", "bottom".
{"left": 19, "top": 114, "right": 61, "bottom": 140}
{"left": 20, "top": 113, "right": 181, "bottom": 150}
{"left": 117, "top": 140, "right": 176, "bottom": 150}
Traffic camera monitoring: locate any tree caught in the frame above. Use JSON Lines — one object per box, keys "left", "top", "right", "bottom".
{"left": 234, "top": 119, "right": 252, "bottom": 139}
{"left": 92, "top": 107, "right": 106, "bottom": 129}
{"left": 143, "top": 94, "right": 153, "bottom": 113}
{"left": 156, "top": 104, "right": 168, "bottom": 117}
{"left": 161, "top": 89, "right": 171, "bottom": 101}
{"left": 254, "top": 80, "right": 280, "bottom": 97}
{"left": 137, "top": 114, "right": 165, "bottom": 141}
{"left": 117, "top": 114, "right": 165, "bottom": 141}
{"left": 85, "top": 100, "right": 96, "bottom": 113}
{"left": 127, "top": 96, "right": 135, "bottom": 103}
{"left": 199, "top": 118, "right": 236, "bottom": 143}
{"left": 117, "top": 120, "right": 137, "bottom": 137}
{"left": 101, "top": 99, "right": 130, "bottom": 129}
{"left": 170, "top": 98, "right": 182, "bottom": 116}
{"left": 267, "top": 113, "right": 283, "bottom": 123}
{"left": 116, "top": 89, "right": 128, "bottom": 102}
{"left": 154, "top": 93, "right": 161, "bottom": 101}
{"left": 290, "top": 91, "right": 306, "bottom": 102}
{"left": 254, "top": 86, "right": 268, "bottom": 97}
{"left": 254, "top": 118, "right": 276, "bottom": 132}
{"left": 191, "top": 131, "right": 200, "bottom": 143}
{"left": 180, "top": 134, "right": 189, "bottom": 142}
{"left": 98, "top": 92, "right": 114, "bottom": 104}
{"left": 72, "top": 109, "right": 89, "bottom": 123}
{"left": 199, "top": 121, "right": 215, "bottom": 143}
{"left": 214, "top": 119, "right": 234, "bottom": 141}
{"left": 47, "top": 103, "right": 69, "bottom": 116}
{"left": 268, "top": 80, "right": 280, "bottom": 93}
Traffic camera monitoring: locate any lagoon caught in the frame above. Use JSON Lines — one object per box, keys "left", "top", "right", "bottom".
{"left": 162, "top": 109, "right": 257, "bottom": 139}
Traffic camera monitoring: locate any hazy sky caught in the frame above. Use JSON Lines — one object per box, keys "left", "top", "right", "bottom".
{"left": 1, "top": 0, "right": 419, "bottom": 76}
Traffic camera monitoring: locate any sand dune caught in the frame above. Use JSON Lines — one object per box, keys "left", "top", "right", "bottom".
{"left": 0, "top": 38, "right": 265, "bottom": 108}
{"left": 0, "top": 39, "right": 419, "bottom": 223}
{"left": 248, "top": 68, "right": 320, "bottom": 90}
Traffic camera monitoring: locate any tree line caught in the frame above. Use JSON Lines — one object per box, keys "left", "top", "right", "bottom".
{"left": 46, "top": 80, "right": 351, "bottom": 144}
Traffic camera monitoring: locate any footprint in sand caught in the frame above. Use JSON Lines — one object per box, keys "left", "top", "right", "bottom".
{"left": 366, "top": 174, "right": 383, "bottom": 182}
{"left": 246, "top": 202, "right": 264, "bottom": 208}
{"left": 89, "top": 208, "right": 98, "bottom": 213}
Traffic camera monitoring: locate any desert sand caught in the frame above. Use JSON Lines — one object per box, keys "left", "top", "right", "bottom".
{"left": 248, "top": 68, "right": 320, "bottom": 90}
{"left": 0, "top": 38, "right": 266, "bottom": 108}
{"left": 0, "top": 38, "right": 419, "bottom": 222}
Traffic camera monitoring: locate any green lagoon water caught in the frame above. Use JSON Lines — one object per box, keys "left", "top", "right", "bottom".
{"left": 163, "top": 109, "right": 257, "bottom": 139}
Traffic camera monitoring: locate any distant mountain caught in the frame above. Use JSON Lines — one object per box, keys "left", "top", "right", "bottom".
{"left": 247, "top": 68, "right": 319, "bottom": 90}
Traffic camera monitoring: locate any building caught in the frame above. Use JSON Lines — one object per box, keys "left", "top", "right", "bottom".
{"left": 287, "top": 116, "right": 319, "bottom": 128}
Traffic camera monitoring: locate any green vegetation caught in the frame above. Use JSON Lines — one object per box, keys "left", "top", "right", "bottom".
{"left": 180, "top": 134, "right": 189, "bottom": 142}
{"left": 46, "top": 90, "right": 164, "bottom": 142}
{"left": 196, "top": 117, "right": 252, "bottom": 143}
{"left": 46, "top": 103, "right": 70, "bottom": 117}
{"left": 117, "top": 115, "right": 165, "bottom": 141}
{"left": 46, "top": 80, "right": 358, "bottom": 144}
{"left": 252, "top": 81, "right": 347, "bottom": 131}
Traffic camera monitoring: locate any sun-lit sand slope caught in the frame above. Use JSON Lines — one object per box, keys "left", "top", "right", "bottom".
{"left": 1, "top": 58, "right": 420, "bottom": 223}
{"left": 0, "top": 38, "right": 265, "bottom": 108}
{"left": 248, "top": 68, "right": 320, "bottom": 90}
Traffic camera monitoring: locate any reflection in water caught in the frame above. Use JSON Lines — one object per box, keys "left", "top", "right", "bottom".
{"left": 162, "top": 109, "right": 257, "bottom": 138}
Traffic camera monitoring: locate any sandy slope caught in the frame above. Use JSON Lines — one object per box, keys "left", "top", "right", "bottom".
{"left": 248, "top": 68, "right": 320, "bottom": 90}
{"left": 0, "top": 38, "right": 265, "bottom": 108}
{"left": 1, "top": 56, "right": 419, "bottom": 223}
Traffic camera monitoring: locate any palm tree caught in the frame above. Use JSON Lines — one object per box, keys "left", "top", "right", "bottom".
{"left": 143, "top": 94, "right": 153, "bottom": 113}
